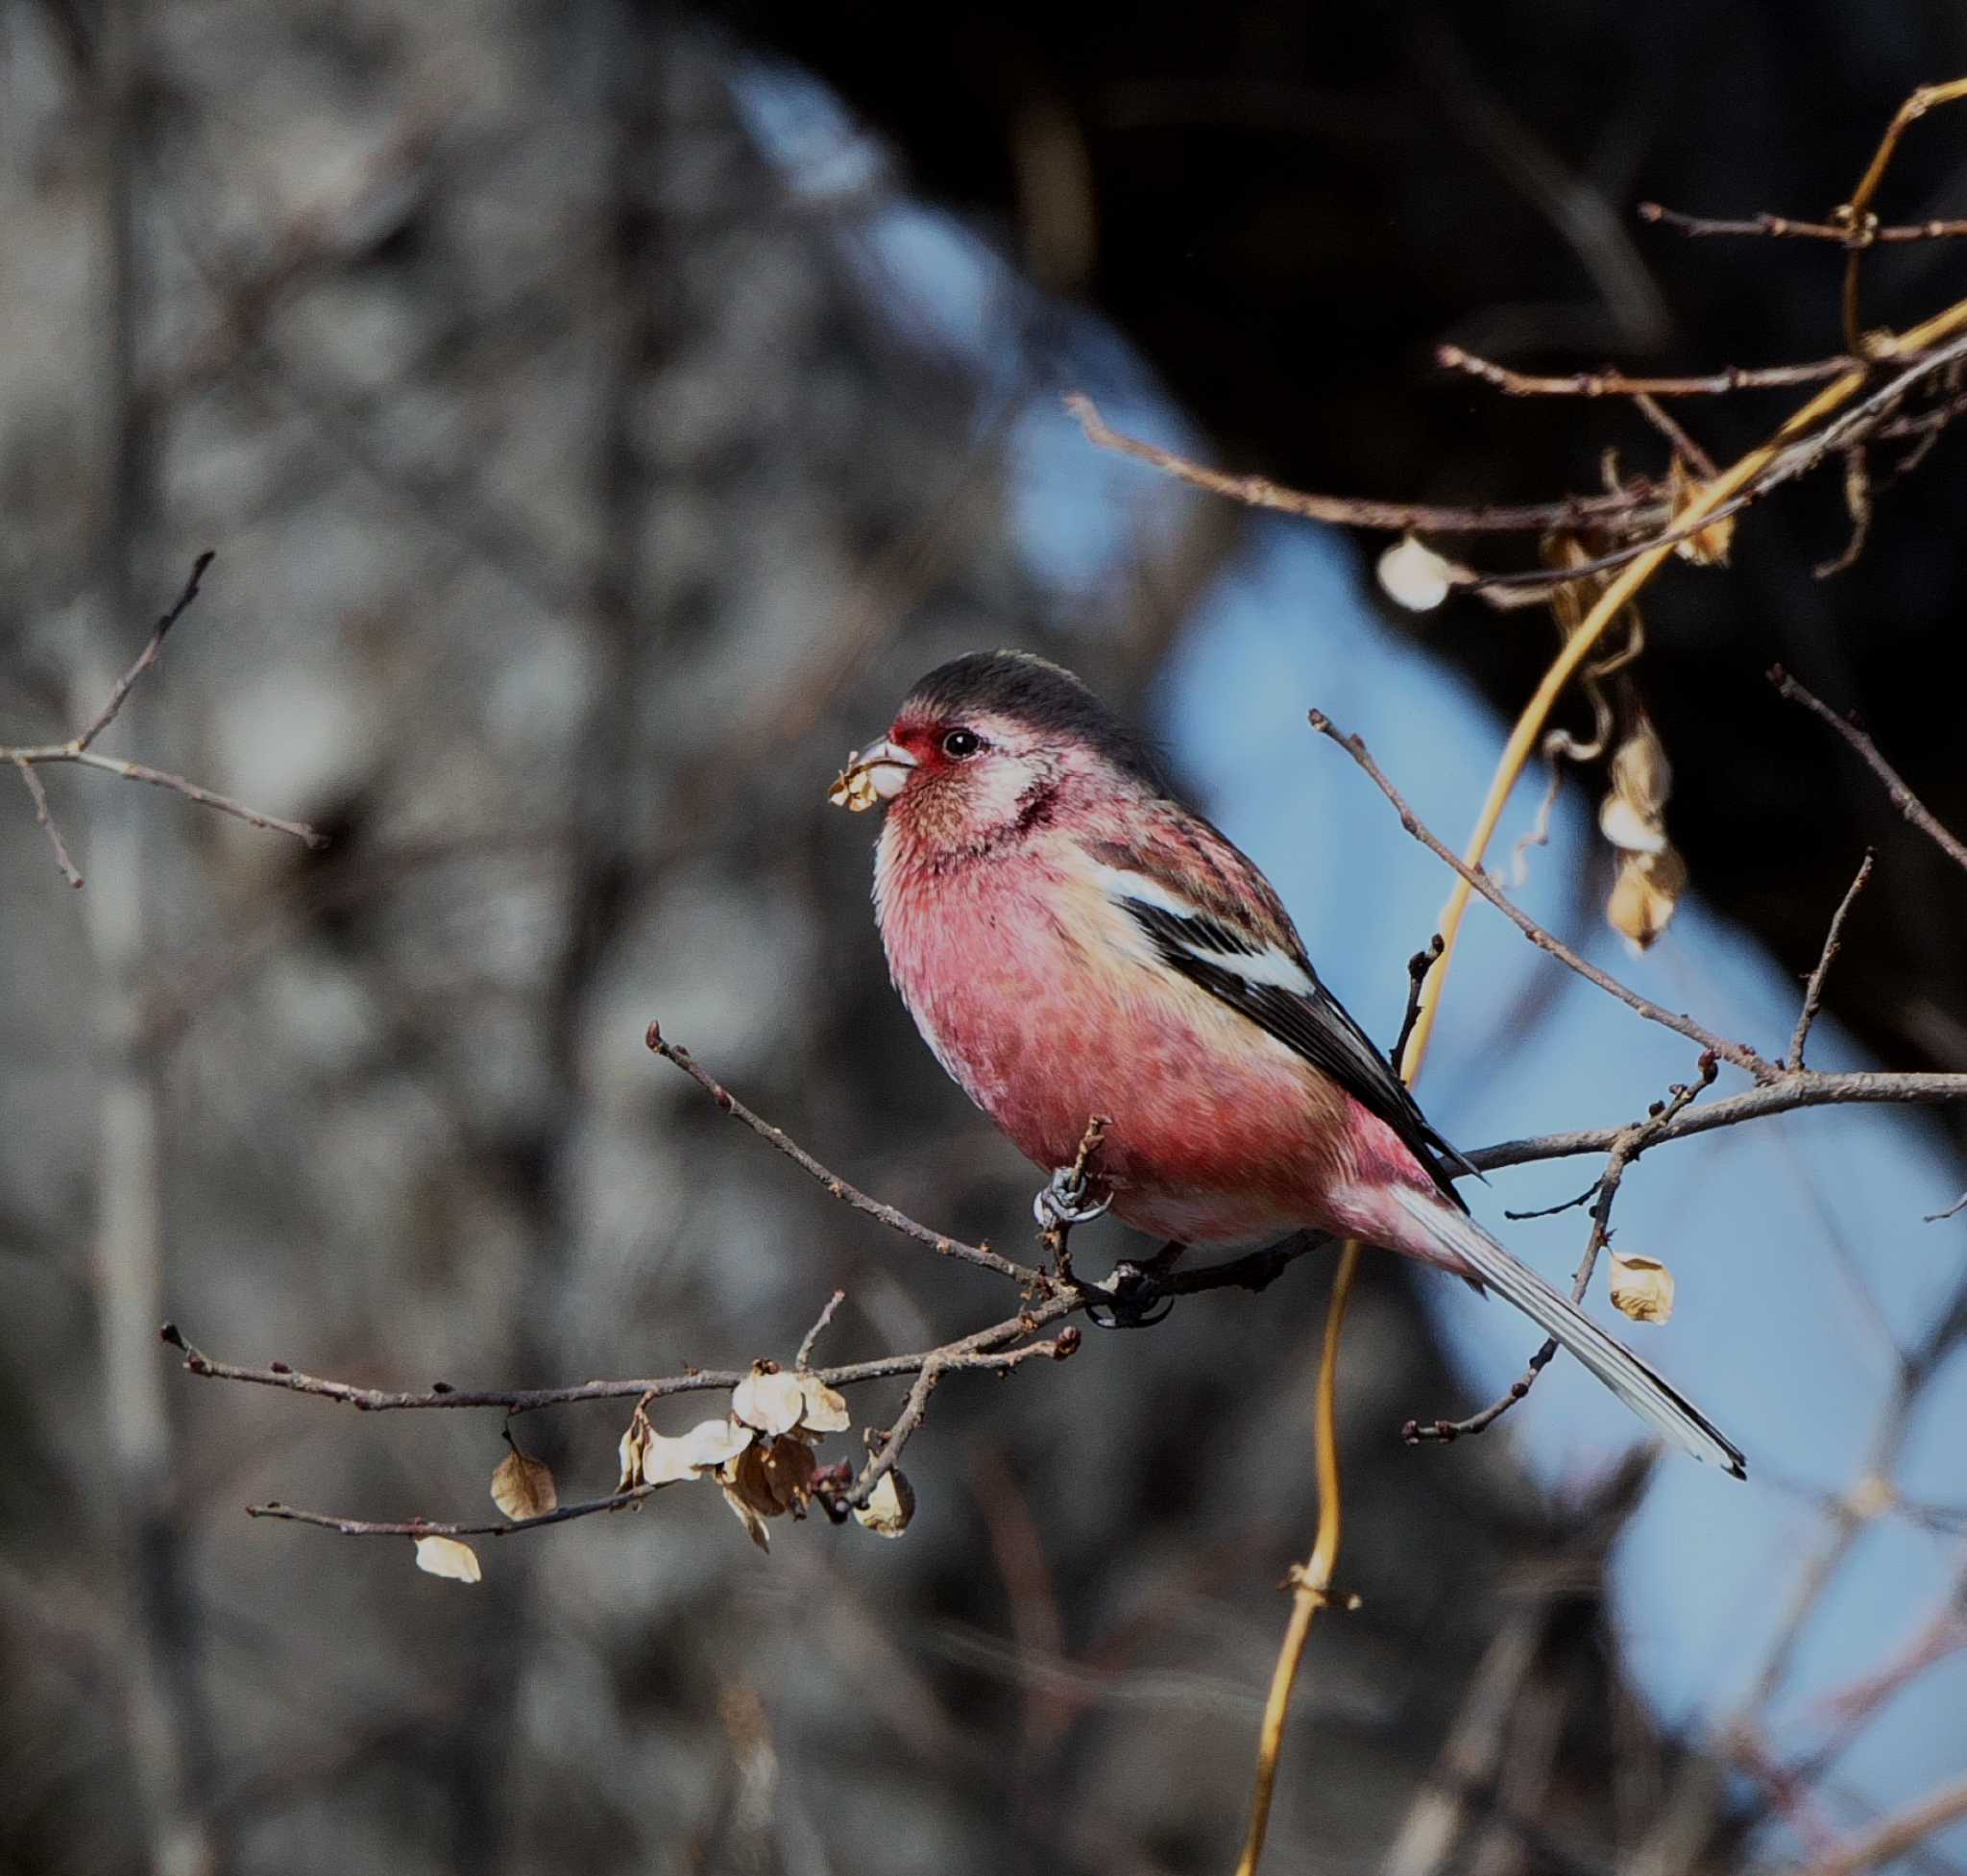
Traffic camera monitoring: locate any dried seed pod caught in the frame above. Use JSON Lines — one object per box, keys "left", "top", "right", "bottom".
{"left": 1610, "top": 1252, "right": 1676, "bottom": 1324}
{"left": 1608, "top": 845, "right": 1688, "bottom": 953}
{"left": 413, "top": 1536, "right": 482, "bottom": 1583}
{"left": 732, "top": 1363, "right": 807, "bottom": 1436}
{"left": 1376, "top": 535, "right": 1454, "bottom": 612}
{"left": 828, "top": 752, "right": 884, "bottom": 813}
{"left": 490, "top": 1446, "right": 558, "bottom": 1521}
{"left": 853, "top": 1469, "right": 916, "bottom": 1539}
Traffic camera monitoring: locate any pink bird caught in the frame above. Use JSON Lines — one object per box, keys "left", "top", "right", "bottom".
{"left": 837, "top": 650, "right": 1744, "bottom": 1477}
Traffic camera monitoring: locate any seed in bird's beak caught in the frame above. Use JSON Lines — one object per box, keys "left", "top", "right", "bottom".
{"left": 827, "top": 740, "right": 916, "bottom": 812}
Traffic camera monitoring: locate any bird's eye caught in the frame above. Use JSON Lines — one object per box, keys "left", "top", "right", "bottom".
{"left": 941, "top": 727, "right": 983, "bottom": 759}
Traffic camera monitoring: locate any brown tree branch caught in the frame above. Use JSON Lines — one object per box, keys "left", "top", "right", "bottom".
{"left": 1467, "top": 328, "right": 1967, "bottom": 593}
{"left": 74, "top": 548, "right": 213, "bottom": 752}
{"left": 1436, "top": 344, "right": 1858, "bottom": 398}
{"left": 645, "top": 1020, "right": 1041, "bottom": 1285}
{"left": 1771, "top": 670, "right": 1967, "bottom": 876}
{"left": 1789, "top": 850, "right": 1874, "bottom": 1068}
{"left": 1466, "top": 1070, "right": 1967, "bottom": 1172}
{"left": 794, "top": 1289, "right": 846, "bottom": 1370}
{"left": 1639, "top": 202, "right": 1967, "bottom": 245}
{"left": 1065, "top": 392, "right": 1668, "bottom": 535}
{"left": 163, "top": 1307, "right": 1083, "bottom": 1418}
{"left": 248, "top": 1486, "right": 668, "bottom": 1540}
{"left": 4, "top": 552, "right": 328, "bottom": 875}
{"left": 12, "top": 757, "right": 83, "bottom": 887}
{"left": 1308, "top": 708, "right": 1784, "bottom": 1081}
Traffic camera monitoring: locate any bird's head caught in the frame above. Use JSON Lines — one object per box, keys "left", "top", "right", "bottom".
{"left": 829, "top": 650, "right": 1166, "bottom": 851}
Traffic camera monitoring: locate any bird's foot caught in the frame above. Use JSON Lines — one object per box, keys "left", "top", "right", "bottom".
{"left": 1085, "top": 1241, "right": 1184, "bottom": 1329}
{"left": 1086, "top": 1260, "right": 1177, "bottom": 1329}
{"left": 1032, "top": 1163, "right": 1112, "bottom": 1233}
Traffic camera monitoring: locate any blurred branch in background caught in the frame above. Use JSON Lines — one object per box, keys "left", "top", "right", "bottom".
{"left": 3, "top": 552, "right": 326, "bottom": 886}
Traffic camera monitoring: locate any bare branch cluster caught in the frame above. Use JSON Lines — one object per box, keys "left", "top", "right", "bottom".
{"left": 2, "top": 552, "right": 326, "bottom": 885}
{"left": 174, "top": 681, "right": 1967, "bottom": 1549}
{"left": 1072, "top": 82, "right": 1967, "bottom": 618}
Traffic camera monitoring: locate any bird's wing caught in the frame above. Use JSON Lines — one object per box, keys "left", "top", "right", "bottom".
{"left": 1080, "top": 823, "right": 1476, "bottom": 1206}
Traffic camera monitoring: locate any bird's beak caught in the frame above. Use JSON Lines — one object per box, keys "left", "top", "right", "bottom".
{"left": 828, "top": 739, "right": 917, "bottom": 813}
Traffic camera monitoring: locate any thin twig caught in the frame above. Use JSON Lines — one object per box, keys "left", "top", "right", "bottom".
{"left": 174, "top": 1233, "right": 1340, "bottom": 1420}
{"left": 248, "top": 1487, "right": 665, "bottom": 1540}
{"left": 163, "top": 1309, "right": 1080, "bottom": 1417}
{"left": 74, "top": 548, "right": 214, "bottom": 751}
{"left": 1437, "top": 343, "right": 1858, "bottom": 399}
{"left": 1789, "top": 851, "right": 1874, "bottom": 1068}
{"left": 1066, "top": 392, "right": 1667, "bottom": 535}
{"left": 1772, "top": 669, "right": 1967, "bottom": 875}
{"left": 794, "top": 1290, "right": 846, "bottom": 1370}
{"left": 1308, "top": 709, "right": 1782, "bottom": 1082}
{"left": 2, "top": 552, "right": 327, "bottom": 863}
{"left": 1639, "top": 202, "right": 1967, "bottom": 245}
{"left": 843, "top": 1361, "right": 944, "bottom": 1512}
{"left": 1633, "top": 392, "right": 1719, "bottom": 478}
{"left": 645, "top": 1022, "right": 1041, "bottom": 1285}
{"left": 840, "top": 1318, "right": 1085, "bottom": 1513}
{"left": 1, "top": 747, "right": 328, "bottom": 847}
{"left": 1876, "top": 387, "right": 1967, "bottom": 443}
{"left": 12, "top": 758, "right": 83, "bottom": 887}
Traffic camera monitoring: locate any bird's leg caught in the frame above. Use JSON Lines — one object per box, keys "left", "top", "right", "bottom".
{"left": 1032, "top": 1117, "right": 1114, "bottom": 1287}
{"left": 1088, "top": 1240, "right": 1184, "bottom": 1329}
{"left": 1032, "top": 1162, "right": 1112, "bottom": 1233}
{"left": 1034, "top": 1167, "right": 1108, "bottom": 1287}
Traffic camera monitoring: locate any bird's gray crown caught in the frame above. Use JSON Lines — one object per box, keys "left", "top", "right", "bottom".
{"left": 905, "top": 649, "right": 1168, "bottom": 790}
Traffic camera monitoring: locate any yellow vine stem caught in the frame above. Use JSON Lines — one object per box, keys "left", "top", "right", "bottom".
{"left": 1232, "top": 288, "right": 1967, "bottom": 1876}
{"left": 1232, "top": 1236, "right": 1360, "bottom": 1876}
{"left": 1841, "top": 78, "right": 1967, "bottom": 353}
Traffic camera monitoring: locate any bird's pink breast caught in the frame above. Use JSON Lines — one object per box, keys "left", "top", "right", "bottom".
{"left": 876, "top": 838, "right": 1382, "bottom": 1246}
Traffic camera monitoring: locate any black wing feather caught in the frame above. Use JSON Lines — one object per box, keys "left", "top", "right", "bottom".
{"left": 1122, "top": 900, "right": 1477, "bottom": 1209}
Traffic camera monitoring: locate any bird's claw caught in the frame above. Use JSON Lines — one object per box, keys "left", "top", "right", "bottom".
{"left": 1033, "top": 1165, "right": 1111, "bottom": 1232}
{"left": 1086, "top": 1261, "right": 1177, "bottom": 1329}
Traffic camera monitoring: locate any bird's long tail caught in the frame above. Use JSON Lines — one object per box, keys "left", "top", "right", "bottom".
{"left": 1387, "top": 1185, "right": 1746, "bottom": 1478}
